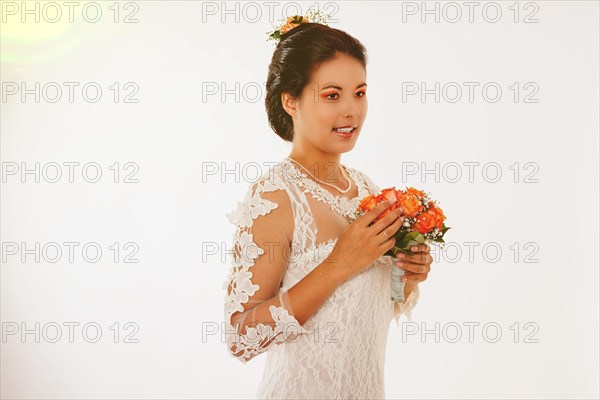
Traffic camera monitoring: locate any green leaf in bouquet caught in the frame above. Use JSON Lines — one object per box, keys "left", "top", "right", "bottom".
{"left": 396, "top": 236, "right": 412, "bottom": 250}
{"left": 384, "top": 229, "right": 409, "bottom": 257}
{"left": 395, "top": 231, "right": 425, "bottom": 256}
{"left": 392, "top": 228, "right": 409, "bottom": 242}
{"left": 402, "top": 231, "right": 425, "bottom": 244}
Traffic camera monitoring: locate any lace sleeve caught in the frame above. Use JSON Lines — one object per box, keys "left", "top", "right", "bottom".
{"left": 358, "top": 170, "right": 422, "bottom": 326}
{"left": 223, "top": 176, "right": 309, "bottom": 364}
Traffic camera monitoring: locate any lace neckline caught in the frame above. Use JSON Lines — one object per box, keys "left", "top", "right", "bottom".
{"left": 280, "top": 157, "right": 368, "bottom": 220}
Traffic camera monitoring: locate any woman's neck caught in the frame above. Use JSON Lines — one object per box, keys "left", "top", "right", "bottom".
{"left": 287, "top": 150, "right": 346, "bottom": 187}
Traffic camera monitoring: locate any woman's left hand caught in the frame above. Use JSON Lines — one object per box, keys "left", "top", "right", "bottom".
{"left": 394, "top": 243, "right": 433, "bottom": 283}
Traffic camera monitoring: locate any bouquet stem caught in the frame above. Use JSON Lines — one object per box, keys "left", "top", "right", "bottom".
{"left": 390, "top": 263, "right": 406, "bottom": 302}
{"left": 387, "top": 229, "right": 426, "bottom": 303}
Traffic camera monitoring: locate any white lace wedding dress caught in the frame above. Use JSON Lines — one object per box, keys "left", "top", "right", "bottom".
{"left": 223, "top": 157, "right": 420, "bottom": 399}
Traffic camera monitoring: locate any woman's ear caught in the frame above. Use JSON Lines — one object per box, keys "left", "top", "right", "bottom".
{"left": 281, "top": 92, "right": 297, "bottom": 117}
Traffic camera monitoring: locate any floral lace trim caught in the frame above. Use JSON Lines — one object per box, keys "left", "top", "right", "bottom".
{"left": 230, "top": 305, "right": 310, "bottom": 364}
{"left": 225, "top": 179, "right": 285, "bottom": 229}
{"left": 280, "top": 158, "right": 369, "bottom": 219}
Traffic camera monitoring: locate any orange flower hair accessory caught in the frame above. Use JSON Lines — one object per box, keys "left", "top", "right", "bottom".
{"left": 266, "top": 10, "right": 333, "bottom": 44}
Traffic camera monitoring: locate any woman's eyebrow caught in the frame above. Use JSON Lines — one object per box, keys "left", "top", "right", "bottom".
{"left": 321, "top": 82, "right": 367, "bottom": 90}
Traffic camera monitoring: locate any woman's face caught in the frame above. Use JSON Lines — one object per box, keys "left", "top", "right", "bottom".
{"left": 284, "top": 52, "right": 368, "bottom": 154}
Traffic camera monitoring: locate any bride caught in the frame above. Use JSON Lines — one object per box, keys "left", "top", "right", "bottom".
{"left": 223, "top": 20, "right": 434, "bottom": 399}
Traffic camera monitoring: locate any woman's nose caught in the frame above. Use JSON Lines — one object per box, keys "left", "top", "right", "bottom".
{"left": 342, "top": 98, "right": 361, "bottom": 119}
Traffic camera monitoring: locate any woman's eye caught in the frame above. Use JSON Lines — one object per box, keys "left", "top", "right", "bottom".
{"left": 325, "top": 91, "right": 365, "bottom": 100}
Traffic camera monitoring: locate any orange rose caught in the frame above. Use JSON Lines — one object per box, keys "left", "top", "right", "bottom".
{"left": 357, "top": 192, "right": 397, "bottom": 223}
{"left": 427, "top": 201, "right": 446, "bottom": 230}
{"left": 357, "top": 194, "right": 378, "bottom": 213}
{"left": 413, "top": 212, "right": 436, "bottom": 234}
{"left": 380, "top": 187, "right": 399, "bottom": 204}
{"left": 398, "top": 191, "right": 424, "bottom": 218}
{"left": 405, "top": 187, "right": 425, "bottom": 198}
{"left": 375, "top": 188, "right": 401, "bottom": 221}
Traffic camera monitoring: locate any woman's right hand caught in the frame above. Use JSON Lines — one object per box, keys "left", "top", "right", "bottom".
{"left": 328, "top": 200, "right": 405, "bottom": 281}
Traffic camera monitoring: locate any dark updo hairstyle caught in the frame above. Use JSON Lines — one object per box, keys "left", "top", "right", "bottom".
{"left": 265, "top": 23, "right": 368, "bottom": 142}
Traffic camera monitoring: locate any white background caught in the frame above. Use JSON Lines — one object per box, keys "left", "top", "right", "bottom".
{"left": 1, "top": 1, "right": 598, "bottom": 398}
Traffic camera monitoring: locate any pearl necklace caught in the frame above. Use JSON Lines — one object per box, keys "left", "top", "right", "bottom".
{"left": 286, "top": 157, "right": 353, "bottom": 194}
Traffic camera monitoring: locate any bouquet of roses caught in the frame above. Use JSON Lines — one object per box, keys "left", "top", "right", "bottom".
{"left": 352, "top": 187, "right": 450, "bottom": 302}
